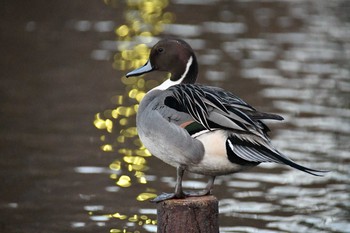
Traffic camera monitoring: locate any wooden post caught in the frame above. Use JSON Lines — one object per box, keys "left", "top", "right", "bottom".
{"left": 156, "top": 195, "right": 219, "bottom": 233}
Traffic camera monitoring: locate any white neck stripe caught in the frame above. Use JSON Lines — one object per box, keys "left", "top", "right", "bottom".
{"left": 180, "top": 56, "right": 193, "bottom": 81}
{"left": 152, "top": 56, "right": 193, "bottom": 92}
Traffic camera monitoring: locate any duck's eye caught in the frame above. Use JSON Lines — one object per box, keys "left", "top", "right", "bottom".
{"left": 157, "top": 47, "right": 164, "bottom": 53}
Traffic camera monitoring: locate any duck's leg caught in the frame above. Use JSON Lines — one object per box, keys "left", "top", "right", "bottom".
{"left": 174, "top": 166, "right": 186, "bottom": 198}
{"left": 183, "top": 176, "right": 216, "bottom": 197}
{"left": 151, "top": 166, "right": 186, "bottom": 203}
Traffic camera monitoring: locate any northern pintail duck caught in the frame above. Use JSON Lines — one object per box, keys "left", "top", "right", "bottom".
{"left": 126, "top": 38, "right": 326, "bottom": 202}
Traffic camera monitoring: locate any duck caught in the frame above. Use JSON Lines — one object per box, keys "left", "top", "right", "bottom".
{"left": 126, "top": 38, "right": 326, "bottom": 202}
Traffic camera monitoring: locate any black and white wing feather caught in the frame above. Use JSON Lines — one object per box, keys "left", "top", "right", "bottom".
{"left": 167, "top": 84, "right": 280, "bottom": 137}
{"left": 226, "top": 134, "right": 326, "bottom": 176}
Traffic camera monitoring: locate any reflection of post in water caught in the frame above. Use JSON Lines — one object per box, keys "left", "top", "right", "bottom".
{"left": 93, "top": 0, "right": 174, "bottom": 231}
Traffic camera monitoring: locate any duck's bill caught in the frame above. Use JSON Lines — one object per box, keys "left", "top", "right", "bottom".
{"left": 126, "top": 60, "right": 153, "bottom": 77}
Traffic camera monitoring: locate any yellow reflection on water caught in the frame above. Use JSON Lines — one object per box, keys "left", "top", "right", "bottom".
{"left": 94, "top": 113, "right": 113, "bottom": 133}
{"left": 111, "top": 212, "right": 128, "bottom": 220}
{"left": 93, "top": 0, "right": 173, "bottom": 231}
{"left": 136, "top": 192, "right": 158, "bottom": 201}
{"left": 107, "top": 211, "right": 157, "bottom": 232}
{"left": 109, "top": 160, "right": 121, "bottom": 171}
{"left": 101, "top": 144, "right": 113, "bottom": 152}
{"left": 116, "top": 25, "right": 129, "bottom": 37}
{"left": 116, "top": 175, "right": 132, "bottom": 187}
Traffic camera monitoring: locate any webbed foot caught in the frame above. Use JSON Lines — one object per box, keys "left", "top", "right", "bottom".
{"left": 151, "top": 176, "right": 216, "bottom": 203}
{"left": 150, "top": 189, "right": 211, "bottom": 203}
{"left": 150, "top": 192, "right": 186, "bottom": 203}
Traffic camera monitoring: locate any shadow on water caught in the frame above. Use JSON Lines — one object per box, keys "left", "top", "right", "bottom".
{"left": 0, "top": 0, "right": 349, "bottom": 233}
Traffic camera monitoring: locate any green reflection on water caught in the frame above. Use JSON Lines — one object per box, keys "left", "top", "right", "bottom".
{"left": 93, "top": 0, "right": 174, "bottom": 231}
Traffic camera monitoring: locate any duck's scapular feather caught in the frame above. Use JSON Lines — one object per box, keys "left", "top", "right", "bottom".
{"left": 167, "top": 84, "right": 272, "bottom": 138}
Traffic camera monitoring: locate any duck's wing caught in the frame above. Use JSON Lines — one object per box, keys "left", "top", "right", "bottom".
{"left": 166, "top": 84, "right": 275, "bottom": 138}
{"left": 200, "top": 85, "right": 254, "bottom": 110}
{"left": 199, "top": 85, "right": 284, "bottom": 133}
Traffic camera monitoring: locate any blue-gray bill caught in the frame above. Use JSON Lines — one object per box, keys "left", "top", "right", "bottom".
{"left": 126, "top": 60, "right": 153, "bottom": 77}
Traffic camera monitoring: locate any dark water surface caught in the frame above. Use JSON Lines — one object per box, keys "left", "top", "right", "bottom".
{"left": 1, "top": 1, "right": 349, "bottom": 233}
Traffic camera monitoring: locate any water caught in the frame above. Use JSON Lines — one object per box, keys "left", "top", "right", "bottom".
{"left": 0, "top": 0, "right": 349, "bottom": 232}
